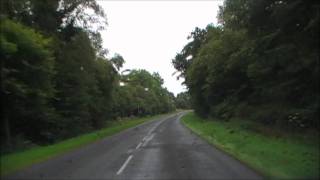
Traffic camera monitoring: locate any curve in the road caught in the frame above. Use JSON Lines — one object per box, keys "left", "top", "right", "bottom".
{"left": 5, "top": 112, "right": 262, "bottom": 180}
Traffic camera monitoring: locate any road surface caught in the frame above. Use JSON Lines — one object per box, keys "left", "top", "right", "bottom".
{"left": 5, "top": 112, "right": 262, "bottom": 179}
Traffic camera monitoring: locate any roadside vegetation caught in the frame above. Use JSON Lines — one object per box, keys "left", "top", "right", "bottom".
{"left": 1, "top": 113, "right": 173, "bottom": 176}
{"left": 182, "top": 112, "right": 319, "bottom": 179}
{"left": 0, "top": 1, "right": 179, "bottom": 172}
{"left": 174, "top": 92, "right": 191, "bottom": 110}
{"left": 173, "top": 0, "right": 318, "bottom": 130}
{"left": 173, "top": 1, "right": 319, "bottom": 178}
{"left": 1, "top": 0, "right": 176, "bottom": 156}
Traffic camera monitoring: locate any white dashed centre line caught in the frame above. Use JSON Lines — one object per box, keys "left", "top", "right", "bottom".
{"left": 135, "top": 142, "right": 142, "bottom": 149}
{"left": 116, "top": 155, "right": 133, "bottom": 175}
{"left": 116, "top": 118, "right": 170, "bottom": 175}
{"left": 142, "top": 133, "right": 155, "bottom": 147}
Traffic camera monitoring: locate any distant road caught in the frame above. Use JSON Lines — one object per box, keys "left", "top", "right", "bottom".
{"left": 5, "top": 112, "right": 262, "bottom": 179}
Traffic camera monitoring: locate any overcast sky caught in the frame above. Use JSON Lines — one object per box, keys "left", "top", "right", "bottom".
{"left": 98, "top": 0, "right": 223, "bottom": 96}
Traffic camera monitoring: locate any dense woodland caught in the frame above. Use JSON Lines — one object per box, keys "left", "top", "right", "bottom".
{"left": 174, "top": 91, "right": 191, "bottom": 109}
{"left": 173, "top": 0, "right": 319, "bottom": 130}
{"left": 0, "top": 0, "right": 177, "bottom": 152}
{"left": 1, "top": 0, "right": 318, "bottom": 154}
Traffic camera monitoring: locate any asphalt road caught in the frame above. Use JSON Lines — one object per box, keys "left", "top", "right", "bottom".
{"left": 6, "top": 112, "right": 262, "bottom": 180}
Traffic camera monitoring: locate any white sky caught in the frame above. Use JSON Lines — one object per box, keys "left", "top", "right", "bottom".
{"left": 98, "top": 0, "right": 223, "bottom": 96}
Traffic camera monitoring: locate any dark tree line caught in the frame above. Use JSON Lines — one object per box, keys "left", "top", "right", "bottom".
{"left": 1, "top": 0, "right": 175, "bottom": 152}
{"left": 174, "top": 92, "right": 191, "bottom": 109}
{"left": 173, "top": 0, "right": 319, "bottom": 130}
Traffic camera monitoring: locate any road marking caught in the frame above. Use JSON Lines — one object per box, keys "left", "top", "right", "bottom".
{"left": 147, "top": 119, "right": 164, "bottom": 135}
{"left": 116, "top": 113, "right": 179, "bottom": 176}
{"left": 142, "top": 136, "right": 147, "bottom": 141}
{"left": 142, "top": 133, "right": 155, "bottom": 147}
{"left": 116, "top": 155, "right": 133, "bottom": 175}
{"left": 135, "top": 142, "right": 142, "bottom": 149}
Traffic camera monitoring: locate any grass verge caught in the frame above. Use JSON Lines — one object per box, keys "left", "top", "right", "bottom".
{"left": 181, "top": 112, "right": 319, "bottom": 179}
{"left": 1, "top": 112, "right": 173, "bottom": 176}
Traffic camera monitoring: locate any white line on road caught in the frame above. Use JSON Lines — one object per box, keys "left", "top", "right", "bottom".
{"left": 135, "top": 142, "right": 142, "bottom": 149}
{"left": 116, "top": 115, "right": 176, "bottom": 175}
{"left": 116, "top": 155, "right": 133, "bottom": 175}
{"left": 142, "top": 136, "right": 147, "bottom": 141}
{"left": 142, "top": 133, "right": 155, "bottom": 147}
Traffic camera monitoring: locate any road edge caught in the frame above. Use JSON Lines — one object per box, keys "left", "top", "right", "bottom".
{"left": 178, "top": 112, "right": 267, "bottom": 179}
{"left": 1, "top": 111, "right": 179, "bottom": 177}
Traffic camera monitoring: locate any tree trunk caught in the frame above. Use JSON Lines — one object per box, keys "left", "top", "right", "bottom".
{"left": 1, "top": 55, "right": 12, "bottom": 149}
{"left": 4, "top": 114, "right": 12, "bottom": 149}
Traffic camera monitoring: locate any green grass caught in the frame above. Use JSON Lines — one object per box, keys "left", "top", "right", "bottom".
{"left": 181, "top": 112, "right": 319, "bottom": 179}
{"left": 0, "top": 113, "right": 173, "bottom": 176}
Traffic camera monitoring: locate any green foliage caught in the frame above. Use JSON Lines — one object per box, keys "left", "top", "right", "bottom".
{"left": 1, "top": 0, "right": 106, "bottom": 34}
{"left": 172, "top": 0, "right": 319, "bottom": 130}
{"left": 1, "top": 0, "right": 175, "bottom": 153}
{"left": 112, "top": 69, "right": 175, "bottom": 117}
{"left": 172, "top": 27, "right": 207, "bottom": 81}
{"left": 110, "top": 53, "right": 125, "bottom": 71}
{"left": 53, "top": 32, "right": 105, "bottom": 137}
{"left": 1, "top": 18, "right": 55, "bottom": 145}
{"left": 175, "top": 92, "right": 191, "bottom": 109}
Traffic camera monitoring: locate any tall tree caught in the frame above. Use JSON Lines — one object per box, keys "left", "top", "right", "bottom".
{"left": 1, "top": 18, "right": 55, "bottom": 145}
{"left": 173, "top": 0, "right": 319, "bottom": 129}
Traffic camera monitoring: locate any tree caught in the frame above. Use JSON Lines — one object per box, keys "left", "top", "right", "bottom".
{"left": 175, "top": 92, "right": 191, "bottom": 109}
{"left": 110, "top": 53, "right": 125, "bottom": 71}
{"left": 1, "top": 0, "right": 107, "bottom": 35}
{"left": 111, "top": 69, "right": 175, "bottom": 117}
{"left": 1, "top": 0, "right": 177, "bottom": 151}
{"left": 172, "top": 27, "right": 207, "bottom": 82}
{"left": 53, "top": 31, "right": 100, "bottom": 137}
{"left": 1, "top": 18, "right": 55, "bottom": 145}
{"left": 173, "top": 0, "right": 319, "bottom": 129}
{"left": 91, "top": 57, "right": 117, "bottom": 128}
